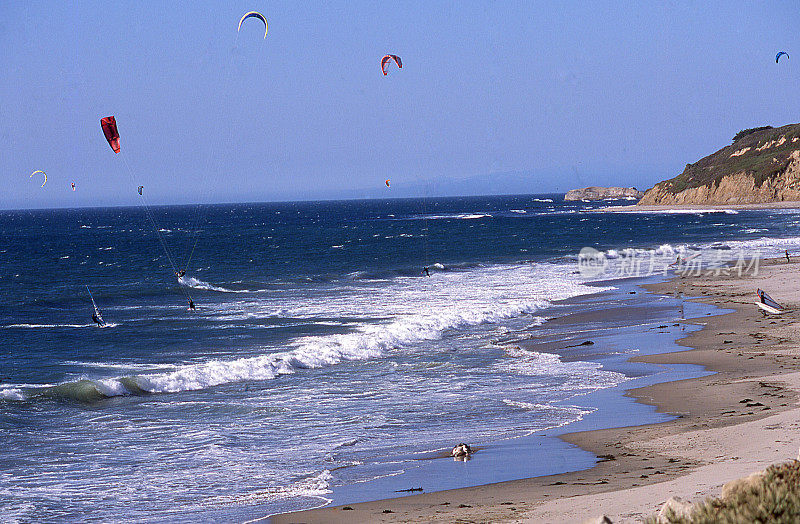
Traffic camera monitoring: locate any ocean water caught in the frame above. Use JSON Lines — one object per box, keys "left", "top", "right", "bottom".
{"left": 2, "top": 195, "right": 800, "bottom": 522}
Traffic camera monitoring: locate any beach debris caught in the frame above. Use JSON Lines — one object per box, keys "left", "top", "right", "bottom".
{"left": 452, "top": 443, "right": 473, "bottom": 458}
{"left": 238, "top": 11, "right": 268, "bottom": 38}
{"left": 394, "top": 487, "right": 423, "bottom": 492}
{"left": 342, "top": 506, "right": 353, "bottom": 510}
{"left": 382, "top": 509, "right": 393, "bottom": 513}
{"left": 381, "top": 54, "right": 402, "bottom": 75}
{"left": 563, "top": 340, "right": 594, "bottom": 349}
{"left": 656, "top": 497, "right": 693, "bottom": 522}
{"left": 458, "top": 504, "right": 472, "bottom": 508}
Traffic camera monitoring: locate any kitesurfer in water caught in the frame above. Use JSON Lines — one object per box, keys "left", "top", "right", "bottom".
{"left": 91, "top": 313, "right": 104, "bottom": 326}
{"left": 188, "top": 298, "right": 196, "bottom": 311}
{"left": 176, "top": 269, "right": 186, "bottom": 278}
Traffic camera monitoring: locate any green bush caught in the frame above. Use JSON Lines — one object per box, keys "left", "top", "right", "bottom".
{"left": 733, "top": 126, "right": 773, "bottom": 142}
{"left": 650, "top": 461, "right": 800, "bottom": 523}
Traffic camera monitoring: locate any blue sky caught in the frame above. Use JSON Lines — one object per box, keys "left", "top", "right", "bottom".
{"left": 2, "top": 1, "right": 799, "bottom": 209}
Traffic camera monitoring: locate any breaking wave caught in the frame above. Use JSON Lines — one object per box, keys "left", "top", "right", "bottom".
{"left": 6, "top": 291, "right": 568, "bottom": 401}
{"left": 202, "top": 470, "right": 333, "bottom": 508}
{"left": 3, "top": 323, "right": 118, "bottom": 329}
{"left": 416, "top": 213, "right": 492, "bottom": 220}
{"left": 178, "top": 276, "right": 253, "bottom": 293}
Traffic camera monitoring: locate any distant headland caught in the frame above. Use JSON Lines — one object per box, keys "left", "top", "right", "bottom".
{"left": 564, "top": 186, "right": 644, "bottom": 201}
{"left": 639, "top": 124, "right": 800, "bottom": 205}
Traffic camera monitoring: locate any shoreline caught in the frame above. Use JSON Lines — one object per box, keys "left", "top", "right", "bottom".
{"left": 272, "top": 258, "right": 800, "bottom": 523}
{"left": 606, "top": 201, "right": 800, "bottom": 212}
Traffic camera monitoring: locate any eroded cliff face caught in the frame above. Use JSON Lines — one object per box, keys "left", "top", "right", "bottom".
{"left": 564, "top": 187, "right": 644, "bottom": 201}
{"left": 639, "top": 150, "right": 800, "bottom": 205}
{"left": 639, "top": 124, "right": 800, "bottom": 205}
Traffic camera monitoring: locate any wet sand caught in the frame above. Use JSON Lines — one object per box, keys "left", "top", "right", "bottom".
{"left": 271, "top": 258, "right": 800, "bottom": 523}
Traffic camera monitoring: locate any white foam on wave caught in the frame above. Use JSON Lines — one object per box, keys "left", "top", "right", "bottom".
{"left": 178, "top": 276, "right": 253, "bottom": 293}
{"left": 3, "top": 323, "right": 118, "bottom": 329}
{"left": 63, "top": 361, "right": 178, "bottom": 372}
{"left": 532, "top": 198, "right": 554, "bottom": 203}
{"left": 66, "top": 262, "right": 608, "bottom": 397}
{"left": 0, "top": 387, "right": 26, "bottom": 400}
{"left": 510, "top": 209, "right": 527, "bottom": 214}
{"left": 499, "top": 346, "right": 625, "bottom": 391}
{"left": 202, "top": 470, "right": 333, "bottom": 508}
{"left": 590, "top": 236, "right": 800, "bottom": 279}
{"left": 104, "top": 298, "right": 553, "bottom": 394}
{"left": 604, "top": 208, "right": 739, "bottom": 215}
{"left": 583, "top": 238, "right": 790, "bottom": 280}
{"left": 417, "top": 213, "right": 492, "bottom": 220}
{"left": 501, "top": 399, "right": 596, "bottom": 430}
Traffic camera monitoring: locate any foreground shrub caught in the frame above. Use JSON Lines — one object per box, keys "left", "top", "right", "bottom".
{"left": 650, "top": 460, "right": 800, "bottom": 523}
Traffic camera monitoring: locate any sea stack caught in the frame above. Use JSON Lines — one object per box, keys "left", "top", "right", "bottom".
{"left": 564, "top": 187, "right": 644, "bottom": 201}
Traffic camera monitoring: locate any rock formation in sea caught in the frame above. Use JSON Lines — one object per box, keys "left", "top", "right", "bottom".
{"left": 564, "top": 187, "right": 644, "bottom": 201}
{"left": 639, "top": 124, "right": 800, "bottom": 205}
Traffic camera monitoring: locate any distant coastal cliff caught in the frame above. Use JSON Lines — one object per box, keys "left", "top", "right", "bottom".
{"left": 564, "top": 186, "right": 644, "bottom": 201}
{"left": 639, "top": 124, "right": 800, "bottom": 205}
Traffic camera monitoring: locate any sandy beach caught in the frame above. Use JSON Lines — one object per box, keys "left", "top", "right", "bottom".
{"left": 606, "top": 202, "right": 800, "bottom": 212}
{"left": 272, "top": 258, "right": 800, "bottom": 523}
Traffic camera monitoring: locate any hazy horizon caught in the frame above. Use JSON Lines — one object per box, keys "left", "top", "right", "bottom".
{"left": 2, "top": 1, "right": 799, "bottom": 209}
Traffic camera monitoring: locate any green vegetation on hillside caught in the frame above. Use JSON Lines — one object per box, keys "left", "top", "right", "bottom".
{"left": 732, "top": 126, "right": 773, "bottom": 142}
{"left": 656, "top": 124, "right": 800, "bottom": 195}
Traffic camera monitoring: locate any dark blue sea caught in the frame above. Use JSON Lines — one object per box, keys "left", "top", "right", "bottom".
{"left": 2, "top": 195, "right": 800, "bottom": 522}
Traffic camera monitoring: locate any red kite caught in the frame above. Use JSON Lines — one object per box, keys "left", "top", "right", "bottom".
{"left": 381, "top": 54, "right": 402, "bottom": 76}
{"left": 100, "top": 116, "right": 120, "bottom": 153}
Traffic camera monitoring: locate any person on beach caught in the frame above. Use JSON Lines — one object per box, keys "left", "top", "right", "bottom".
{"left": 422, "top": 266, "right": 430, "bottom": 277}
{"left": 786, "top": 250, "right": 791, "bottom": 263}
